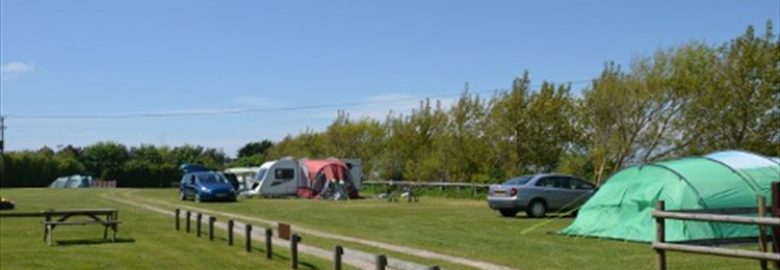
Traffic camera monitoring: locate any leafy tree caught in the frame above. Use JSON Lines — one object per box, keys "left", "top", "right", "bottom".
{"left": 486, "top": 72, "right": 534, "bottom": 177}
{"left": 682, "top": 23, "right": 780, "bottom": 156}
{"left": 266, "top": 129, "right": 329, "bottom": 159}
{"left": 56, "top": 145, "right": 82, "bottom": 160}
{"left": 169, "top": 145, "right": 204, "bottom": 167}
{"left": 440, "top": 86, "right": 491, "bottom": 182}
{"left": 237, "top": 140, "right": 273, "bottom": 158}
{"left": 81, "top": 141, "right": 129, "bottom": 179}
{"left": 129, "top": 144, "right": 165, "bottom": 165}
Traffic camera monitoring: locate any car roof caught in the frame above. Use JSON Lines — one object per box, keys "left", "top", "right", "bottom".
{"left": 527, "top": 173, "right": 583, "bottom": 180}
{"left": 185, "top": 171, "right": 220, "bottom": 176}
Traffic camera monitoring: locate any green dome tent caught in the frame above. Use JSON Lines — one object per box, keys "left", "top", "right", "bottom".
{"left": 560, "top": 150, "right": 780, "bottom": 242}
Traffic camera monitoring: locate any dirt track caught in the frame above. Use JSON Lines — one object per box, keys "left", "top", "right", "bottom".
{"left": 104, "top": 190, "right": 518, "bottom": 270}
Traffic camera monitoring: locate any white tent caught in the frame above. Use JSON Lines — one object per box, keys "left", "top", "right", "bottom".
{"left": 49, "top": 175, "right": 93, "bottom": 188}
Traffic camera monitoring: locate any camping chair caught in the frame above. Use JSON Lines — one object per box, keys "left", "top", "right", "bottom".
{"left": 385, "top": 182, "right": 401, "bottom": 202}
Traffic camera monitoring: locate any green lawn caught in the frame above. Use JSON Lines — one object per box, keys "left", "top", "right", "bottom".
{"left": 1, "top": 188, "right": 763, "bottom": 270}
{"left": 0, "top": 188, "right": 345, "bottom": 270}
{"left": 130, "top": 188, "right": 759, "bottom": 270}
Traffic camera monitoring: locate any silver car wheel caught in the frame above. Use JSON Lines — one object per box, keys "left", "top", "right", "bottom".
{"left": 530, "top": 201, "right": 546, "bottom": 217}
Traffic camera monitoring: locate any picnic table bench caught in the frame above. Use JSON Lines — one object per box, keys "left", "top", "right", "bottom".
{"left": 1, "top": 208, "right": 121, "bottom": 245}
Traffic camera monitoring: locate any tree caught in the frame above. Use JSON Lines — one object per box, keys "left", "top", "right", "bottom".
{"left": 681, "top": 23, "right": 780, "bottom": 156}
{"left": 323, "top": 110, "right": 385, "bottom": 178}
{"left": 129, "top": 144, "right": 164, "bottom": 165}
{"left": 81, "top": 141, "right": 129, "bottom": 179}
{"left": 486, "top": 72, "right": 534, "bottom": 177}
{"left": 56, "top": 145, "right": 82, "bottom": 160}
{"left": 169, "top": 145, "right": 204, "bottom": 167}
{"left": 440, "top": 86, "right": 491, "bottom": 182}
{"left": 237, "top": 140, "right": 273, "bottom": 158}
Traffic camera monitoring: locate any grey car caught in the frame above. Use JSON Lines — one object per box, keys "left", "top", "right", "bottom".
{"left": 487, "top": 174, "right": 596, "bottom": 218}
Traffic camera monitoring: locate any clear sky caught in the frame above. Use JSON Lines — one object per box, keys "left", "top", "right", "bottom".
{"left": 1, "top": 0, "right": 778, "bottom": 157}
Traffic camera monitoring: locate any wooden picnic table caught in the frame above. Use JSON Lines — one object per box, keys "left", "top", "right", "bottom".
{"left": 1, "top": 208, "right": 121, "bottom": 245}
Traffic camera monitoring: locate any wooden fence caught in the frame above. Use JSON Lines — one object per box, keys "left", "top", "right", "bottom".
{"left": 653, "top": 182, "right": 780, "bottom": 270}
{"left": 363, "top": 180, "right": 491, "bottom": 188}
{"left": 363, "top": 180, "right": 491, "bottom": 198}
{"left": 174, "top": 208, "right": 441, "bottom": 270}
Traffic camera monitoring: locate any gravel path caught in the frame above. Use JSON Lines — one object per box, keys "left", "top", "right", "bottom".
{"left": 106, "top": 190, "right": 519, "bottom": 270}
{"left": 101, "top": 192, "right": 383, "bottom": 270}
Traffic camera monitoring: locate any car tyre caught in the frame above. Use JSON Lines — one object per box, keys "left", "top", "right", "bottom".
{"left": 180, "top": 191, "right": 186, "bottom": 201}
{"left": 527, "top": 200, "right": 547, "bottom": 218}
{"left": 499, "top": 209, "right": 518, "bottom": 217}
{"left": 194, "top": 193, "right": 201, "bottom": 203}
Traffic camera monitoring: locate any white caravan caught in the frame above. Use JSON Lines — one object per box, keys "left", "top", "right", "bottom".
{"left": 224, "top": 166, "right": 262, "bottom": 193}
{"left": 245, "top": 157, "right": 362, "bottom": 198}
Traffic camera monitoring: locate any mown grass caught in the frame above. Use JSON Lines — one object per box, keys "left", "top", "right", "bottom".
{"left": 0, "top": 188, "right": 345, "bottom": 270}
{"left": 1, "top": 188, "right": 762, "bottom": 270}
{"left": 130, "top": 188, "right": 760, "bottom": 270}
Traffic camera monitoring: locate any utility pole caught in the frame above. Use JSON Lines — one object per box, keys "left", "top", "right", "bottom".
{"left": 0, "top": 115, "right": 5, "bottom": 187}
{"left": 0, "top": 115, "right": 4, "bottom": 155}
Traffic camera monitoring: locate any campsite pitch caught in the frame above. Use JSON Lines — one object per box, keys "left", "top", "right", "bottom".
{"left": 0, "top": 188, "right": 764, "bottom": 270}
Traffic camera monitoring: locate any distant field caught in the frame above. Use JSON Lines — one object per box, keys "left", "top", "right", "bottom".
{"left": 1, "top": 188, "right": 762, "bottom": 270}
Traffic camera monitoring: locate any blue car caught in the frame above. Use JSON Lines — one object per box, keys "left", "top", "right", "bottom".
{"left": 179, "top": 165, "right": 237, "bottom": 202}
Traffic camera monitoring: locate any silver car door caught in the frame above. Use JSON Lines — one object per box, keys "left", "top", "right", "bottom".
{"left": 537, "top": 177, "right": 566, "bottom": 209}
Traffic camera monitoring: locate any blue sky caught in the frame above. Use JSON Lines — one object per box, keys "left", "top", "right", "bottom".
{"left": 1, "top": 0, "right": 778, "bottom": 156}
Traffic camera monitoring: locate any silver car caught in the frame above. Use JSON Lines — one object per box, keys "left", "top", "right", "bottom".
{"left": 487, "top": 174, "right": 596, "bottom": 218}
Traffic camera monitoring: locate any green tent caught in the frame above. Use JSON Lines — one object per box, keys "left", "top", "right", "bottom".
{"left": 560, "top": 150, "right": 780, "bottom": 242}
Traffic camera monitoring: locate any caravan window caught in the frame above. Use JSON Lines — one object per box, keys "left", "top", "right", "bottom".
{"left": 256, "top": 168, "right": 268, "bottom": 181}
{"left": 275, "top": 168, "right": 294, "bottom": 180}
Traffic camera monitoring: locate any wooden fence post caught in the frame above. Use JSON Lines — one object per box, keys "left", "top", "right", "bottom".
{"left": 175, "top": 209, "right": 180, "bottom": 231}
{"left": 291, "top": 234, "right": 301, "bottom": 269}
{"left": 334, "top": 245, "right": 343, "bottom": 270}
{"left": 376, "top": 255, "right": 387, "bottom": 270}
{"left": 265, "top": 228, "right": 273, "bottom": 259}
{"left": 279, "top": 223, "right": 291, "bottom": 240}
{"left": 245, "top": 224, "right": 252, "bottom": 252}
{"left": 656, "top": 200, "right": 666, "bottom": 270}
{"left": 208, "top": 216, "right": 216, "bottom": 241}
{"left": 196, "top": 213, "right": 202, "bottom": 237}
{"left": 228, "top": 220, "right": 234, "bottom": 246}
{"left": 772, "top": 182, "right": 780, "bottom": 269}
{"left": 185, "top": 211, "right": 191, "bottom": 233}
{"left": 759, "top": 196, "right": 768, "bottom": 270}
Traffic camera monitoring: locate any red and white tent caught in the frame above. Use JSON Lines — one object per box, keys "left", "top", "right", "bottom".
{"left": 296, "top": 159, "right": 359, "bottom": 199}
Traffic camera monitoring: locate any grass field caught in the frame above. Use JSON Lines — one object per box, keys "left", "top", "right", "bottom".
{"left": 0, "top": 189, "right": 347, "bottom": 270}
{"left": 1, "top": 188, "right": 763, "bottom": 270}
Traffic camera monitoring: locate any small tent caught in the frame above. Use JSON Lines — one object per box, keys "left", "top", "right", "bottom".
{"left": 49, "top": 175, "right": 94, "bottom": 188}
{"left": 296, "top": 159, "right": 359, "bottom": 200}
{"left": 560, "top": 150, "right": 780, "bottom": 242}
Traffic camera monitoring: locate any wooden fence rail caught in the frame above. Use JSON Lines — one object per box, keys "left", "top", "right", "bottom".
{"left": 176, "top": 208, "right": 438, "bottom": 270}
{"left": 653, "top": 191, "right": 780, "bottom": 270}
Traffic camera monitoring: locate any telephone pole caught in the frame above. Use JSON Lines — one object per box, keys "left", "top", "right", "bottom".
{"left": 0, "top": 115, "right": 5, "bottom": 155}
{"left": 1, "top": 115, "right": 5, "bottom": 187}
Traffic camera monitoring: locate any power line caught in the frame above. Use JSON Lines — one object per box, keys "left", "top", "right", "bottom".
{"left": 4, "top": 78, "right": 594, "bottom": 120}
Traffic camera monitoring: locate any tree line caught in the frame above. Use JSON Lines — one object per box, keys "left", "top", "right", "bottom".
{"left": 264, "top": 23, "right": 779, "bottom": 185}
{"left": 0, "top": 143, "right": 235, "bottom": 187}
{"left": 1, "top": 23, "right": 777, "bottom": 187}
